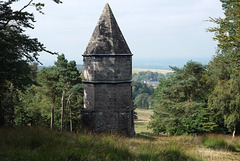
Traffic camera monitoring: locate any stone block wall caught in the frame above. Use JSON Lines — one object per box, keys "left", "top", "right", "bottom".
{"left": 82, "top": 82, "right": 134, "bottom": 136}
{"left": 81, "top": 110, "right": 134, "bottom": 136}
{"left": 83, "top": 55, "right": 132, "bottom": 81}
{"left": 83, "top": 83, "right": 132, "bottom": 110}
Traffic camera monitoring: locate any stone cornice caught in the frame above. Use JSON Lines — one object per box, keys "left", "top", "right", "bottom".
{"left": 83, "top": 80, "right": 132, "bottom": 84}
{"left": 82, "top": 54, "right": 133, "bottom": 57}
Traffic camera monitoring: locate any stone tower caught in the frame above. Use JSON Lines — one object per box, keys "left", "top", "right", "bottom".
{"left": 82, "top": 3, "right": 134, "bottom": 136}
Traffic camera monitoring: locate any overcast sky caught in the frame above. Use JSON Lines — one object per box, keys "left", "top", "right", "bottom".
{"left": 14, "top": 0, "right": 224, "bottom": 67}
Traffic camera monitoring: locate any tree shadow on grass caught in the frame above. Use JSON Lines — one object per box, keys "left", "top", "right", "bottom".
{"left": 136, "top": 133, "right": 157, "bottom": 141}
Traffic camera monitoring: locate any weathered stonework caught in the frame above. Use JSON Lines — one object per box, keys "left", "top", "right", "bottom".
{"left": 83, "top": 56, "right": 132, "bottom": 81}
{"left": 82, "top": 83, "right": 134, "bottom": 134}
{"left": 82, "top": 3, "right": 134, "bottom": 136}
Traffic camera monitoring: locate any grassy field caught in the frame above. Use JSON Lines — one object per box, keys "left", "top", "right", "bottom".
{"left": 132, "top": 68, "right": 173, "bottom": 74}
{"left": 134, "top": 108, "right": 153, "bottom": 134}
{"left": 1, "top": 109, "right": 240, "bottom": 161}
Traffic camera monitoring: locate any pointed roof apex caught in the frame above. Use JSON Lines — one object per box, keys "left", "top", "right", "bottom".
{"left": 105, "top": 3, "right": 110, "bottom": 8}
{"left": 84, "top": 3, "right": 132, "bottom": 55}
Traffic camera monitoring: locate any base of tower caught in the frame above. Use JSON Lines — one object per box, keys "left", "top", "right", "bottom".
{"left": 81, "top": 109, "right": 135, "bottom": 137}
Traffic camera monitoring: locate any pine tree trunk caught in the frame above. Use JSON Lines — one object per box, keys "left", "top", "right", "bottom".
{"left": 8, "top": 84, "right": 15, "bottom": 126}
{"left": 67, "top": 93, "right": 73, "bottom": 132}
{"left": 70, "top": 108, "right": 72, "bottom": 132}
{"left": 233, "top": 126, "right": 236, "bottom": 137}
{"left": 50, "top": 97, "right": 55, "bottom": 130}
{"left": 65, "top": 100, "right": 68, "bottom": 130}
{"left": 0, "top": 100, "right": 4, "bottom": 127}
{"left": 61, "top": 90, "right": 65, "bottom": 132}
{"left": 50, "top": 107, "right": 54, "bottom": 129}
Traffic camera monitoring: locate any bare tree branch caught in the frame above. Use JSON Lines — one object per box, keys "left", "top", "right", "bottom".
{"left": 19, "top": 0, "right": 34, "bottom": 12}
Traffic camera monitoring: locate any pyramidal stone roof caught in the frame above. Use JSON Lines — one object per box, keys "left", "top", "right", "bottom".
{"left": 84, "top": 3, "right": 132, "bottom": 55}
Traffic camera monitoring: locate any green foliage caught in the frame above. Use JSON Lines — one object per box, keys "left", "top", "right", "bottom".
{"left": 134, "top": 93, "right": 153, "bottom": 109}
{"left": 0, "top": 83, "right": 17, "bottom": 126}
{"left": 149, "top": 0, "right": 240, "bottom": 136}
{"left": 14, "top": 86, "right": 50, "bottom": 126}
{"left": 0, "top": 0, "right": 62, "bottom": 127}
{"left": 149, "top": 61, "right": 216, "bottom": 135}
{"left": 2, "top": 53, "right": 84, "bottom": 131}
{"left": 54, "top": 54, "right": 82, "bottom": 96}
{"left": 208, "top": 1, "right": 240, "bottom": 52}
{"left": 0, "top": 0, "right": 43, "bottom": 126}
{"left": 207, "top": 1, "right": 240, "bottom": 136}
{"left": 33, "top": 54, "right": 83, "bottom": 131}
{"left": 132, "top": 81, "right": 154, "bottom": 109}
{"left": 38, "top": 66, "right": 59, "bottom": 102}
{"left": 208, "top": 1, "right": 240, "bottom": 79}
{"left": 132, "top": 81, "right": 154, "bottom": 100}
{"left": 208, "top": 78, "right": 240, "bottom": 136}
{"left": 0, "top": 0, "right": 55, "bottom": 89}
{"left": 53, "top": 54, "right": 82, "bottom": 131}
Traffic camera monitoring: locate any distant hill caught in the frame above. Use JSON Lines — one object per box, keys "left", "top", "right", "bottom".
{"left": 132, "top": 68, "right": 173, "bottom": 75}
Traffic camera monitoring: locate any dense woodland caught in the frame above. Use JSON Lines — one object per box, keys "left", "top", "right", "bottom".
{"left": 0, "top": 0, "right": 240, "bottom": 138}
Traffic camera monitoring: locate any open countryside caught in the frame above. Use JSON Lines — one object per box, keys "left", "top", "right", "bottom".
{"left": 132, "top": 68, "right": 173, "bottom": 74}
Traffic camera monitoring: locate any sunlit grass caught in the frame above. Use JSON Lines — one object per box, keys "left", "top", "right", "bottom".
{"left": 134, "top": 108, "right": 153, "bottom": 134}
{"left": 1, "top": 128, "right": 240, "bottom": 161}
{"left": 202, "top": 135, "right": 236, "bottom": 151}
{"left": 0, "top": 127, "right": 201, "bottom": 161}
{"left": 1, "top": 109, "right": 240, "bottom": 161}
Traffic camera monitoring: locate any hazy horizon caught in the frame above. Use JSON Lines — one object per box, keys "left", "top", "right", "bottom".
{"left": 39, "top": 56, "right": 211, "bottom": 70}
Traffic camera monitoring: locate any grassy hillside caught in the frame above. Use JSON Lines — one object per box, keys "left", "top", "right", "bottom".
{"left": 132, "top": 68, "right": 173, "bottom": 74}
{"left": 1, "top": 109, "right": 240, "bottom": 161}
{"left": 1, "top": 127, "right": 240, "bottom": 161}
